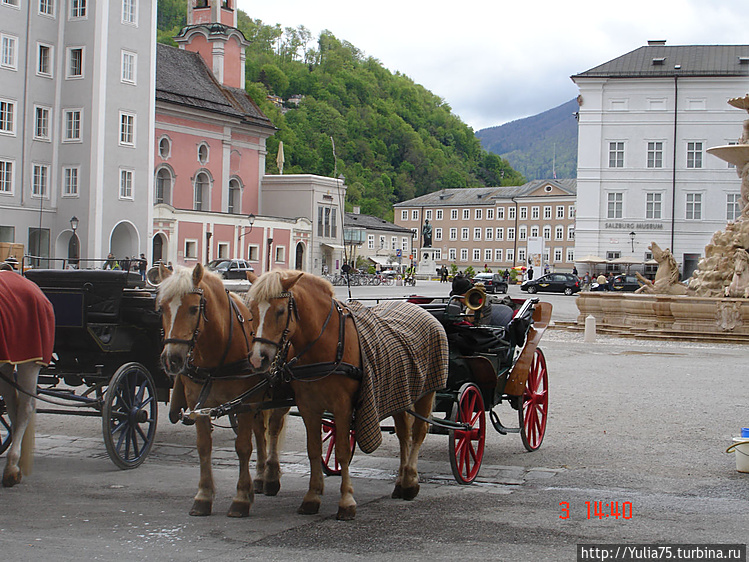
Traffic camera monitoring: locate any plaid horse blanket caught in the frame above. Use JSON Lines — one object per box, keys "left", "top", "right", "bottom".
{"left": 0, "top": 272, "right": 55, "bottom": 366}
{"left": 346, "top": 300, "right": 448, "bottom": 453}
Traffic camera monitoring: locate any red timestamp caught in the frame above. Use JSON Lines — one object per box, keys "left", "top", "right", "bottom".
{"left": 559, "top": 501, "right": 633, "bottom": 520}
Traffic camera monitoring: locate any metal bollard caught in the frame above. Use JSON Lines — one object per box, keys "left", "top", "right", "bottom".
{"left": 584, "top": 314, "right": 596, "bottom": 342}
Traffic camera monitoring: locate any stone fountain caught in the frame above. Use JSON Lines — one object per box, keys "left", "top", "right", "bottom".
{"left": 574, "top": 95, "right": 749, "bottom": 341}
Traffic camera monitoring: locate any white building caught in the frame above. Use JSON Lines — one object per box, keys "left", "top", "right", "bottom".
{"left": 572, "top": 41, "right": 748, "bottom": 277}
{"left": 0, "top": 0, "right": 156, "bottom": 266}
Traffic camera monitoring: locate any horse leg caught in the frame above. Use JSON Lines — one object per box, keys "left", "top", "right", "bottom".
{"left": 262, "top": 407, "right": 288, "bottom": 497}
{"left": 391, "top": 410, "right": 413, "bottom": 500}
{"left": 296, "top": 405, "right": 324, "bottom": 515}
{"left": 333, "top": 405, "right": 356, "bottom": 520}
{"left": 228, "top": 411, "right": 254, "bottom": 517}
{"left": 1, "top": 362, "right": 38, "bottom": 488}
{"left": 190, "top": 415, "right": 215, "bottom": 516}
{"left": 393, "top": 392, "right": 435, "bottom": 501}
{"left": 251, "top": 410, "right": 268, "bottom": 494}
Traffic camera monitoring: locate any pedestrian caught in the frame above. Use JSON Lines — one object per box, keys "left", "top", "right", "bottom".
{"left": 121, "top": 256, "right": 131, "bottom": 273}
{"left": 138, "top": 253, "right": 147, "bottom": 281}
{"left": 528, "top": 267, "right": 534, "bottom": 280}
{"left": 104, "top": 252, "right": 116, "bottom": 270}
{"left": 572, "top": 265, "right": 578, "bottom": 276}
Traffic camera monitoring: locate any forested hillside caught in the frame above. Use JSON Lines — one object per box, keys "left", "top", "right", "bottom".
{"left": 476, "top": 99, "right": 579, "bottom": 180}
{"left": 157, "top": 0, "right": 523, "bottom": 220}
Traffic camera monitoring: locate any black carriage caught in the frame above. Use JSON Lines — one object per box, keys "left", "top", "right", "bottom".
{"left": 0, "top": 269, "right": 169, "bottom": 469}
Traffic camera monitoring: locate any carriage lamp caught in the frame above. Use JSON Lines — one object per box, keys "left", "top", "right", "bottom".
{"left": 629, "top": 231, "right": 636, "bottom": 252}
{"left": 70, "top": 216, "right": 79, "bottom": 233}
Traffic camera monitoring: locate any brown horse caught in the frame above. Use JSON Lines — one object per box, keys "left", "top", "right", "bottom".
{"left": 246, "top": 270, "right": 448, "bottom": 520}
{"left": 157, "top": 263, "right": 287, "bottom": 517}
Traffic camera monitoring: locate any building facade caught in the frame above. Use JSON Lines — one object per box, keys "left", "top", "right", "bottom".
{"left": 344, "top": 209, "right": 414, "bottom": 271}
{"left": 394, "top": 180, "right": 576, "bottom": 272}
{"left": 572, "top": 41, "right": 749, "bottom": 278}
{"left": 0, "top": 0, "right": 156, "bottom": 265}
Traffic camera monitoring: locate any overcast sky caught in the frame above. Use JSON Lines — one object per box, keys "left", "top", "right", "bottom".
{"left": 236, "top": 0, "right": 749, "bottom": 131}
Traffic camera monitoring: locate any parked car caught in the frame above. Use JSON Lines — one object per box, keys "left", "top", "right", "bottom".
{"left": 472, "top": 272, "right": 509, "bottom": 294}
{"left": 521, "top": 273, "right": 581, "bottom": 295}
{"left": 206, "top": 259, "right": 254, "bottom": 280}
{"left": 590, "top": 274, "right": 641, "bottom": 292}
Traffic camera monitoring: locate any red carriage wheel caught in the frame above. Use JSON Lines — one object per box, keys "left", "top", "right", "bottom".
{"left": 321, "top": 417, "right": 356, "bottom": 476}
{"left": 448, "top": 382, "right": 486, "bottom": 484}
{"left": 519, "top": 348, "right": 549, "bottom": 452}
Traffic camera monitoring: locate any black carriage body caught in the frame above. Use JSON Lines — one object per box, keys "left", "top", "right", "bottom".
{"left": 24, "top": 270, "right": 169, "bottom": 399}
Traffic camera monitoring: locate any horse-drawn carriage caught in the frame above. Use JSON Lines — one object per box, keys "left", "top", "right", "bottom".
{"left": 0, "top": 269, "right": 169, "bottom": 469}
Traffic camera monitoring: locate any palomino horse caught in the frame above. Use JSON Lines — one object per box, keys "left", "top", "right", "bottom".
{"left": 157, "top": 263, "right": 287, "bottom": 517}
{"left": 247, "top": 270, "right": 448, "bottom": 520}
{"left": 0, "top": 269, "right": 55, "bottom": 487}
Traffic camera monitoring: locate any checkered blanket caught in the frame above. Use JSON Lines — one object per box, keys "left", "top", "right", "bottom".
{"left": 0, "top": 272, "right": 55, "bottom": 366}
{"left": 346, "top": 300, "right": 448, "bottom": 453}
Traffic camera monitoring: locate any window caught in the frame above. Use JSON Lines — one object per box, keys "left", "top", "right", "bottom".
{"left": 228, "top": 178, "right": 240, "bottom": 213}
{"left": 435, "top": 209, "right": 443, "bottom": 220}
{"left": 460, "top": 249, "right": 468, "bottom": 261}
{"left": 508, "top": 206, "right": 516, "bottom": 220}
{"left": 119, "top": 169, "right": 133, "bottom": 199}
{"left": 67, "top": 47, "right": 83, "bottom": 78}
{"left": 495, "top": 227, "right": 503, "bottom": 241}
{"left": 568, "top": 226, "right": 575, "bottom": 240}
{"left": 39, "top": 0, "right": 54, "bottom": 16}
{"left": 121, "top": 51, "right": 136, "bottom": 84}
{"left": 64, "top": 109, "right": 81, "bottom": 141}
{"left": 530, "top": 225, "right": 539, "bottom": 237}
{"left": 519, "top": 207, "right": 527, "bottom": 220}
{"left": 475, "top": 208, "right": 482, "bottom": 220}
{"left": 402, "top": 237, "right": 409, "bottom": 251}
{"left": 70, "top": 0, "right": 86, "bottom": 18}
{"left": 556, "top": 206, "right": 565, "bottom": 219}
{"left": 425, "top": 209, "right": 432, "bottom": 220}
{"left": 507, "top": 227, "right": 515, "bottom": 241}
{"left": 461, "top": 228, "right": 469, "bottom": 240}
{"left": 494, "top": 249, "right": 503, "bottom": 262}
{"left": 450, "top": 209, "right": 458, "bottom": 220}
{"left": 518, "top": 249, "right": 526, "bottom": 263}
{"left": 607, "top": 192, "right": 623, "bottom": 219}
{"left": 473, "top": 249, "right": 481, "bottom": 262}
{"left": 62, "top": 166, "right": 79, "bottom": 196}
{"left": 197, "top": 143, "right": 208, "bottom": 164}
{"left": 1, "top": 34, "right": 17, "bottom": 70}
{"left": 0, "top": 159, "right": 13, "bottom": 194}
{"left": 647, "top": 141, "right": 663, "bottom": 168}
{"left": 485, "top": 227, "right": 493, "bottom": 241}
{"left": 646, "top": 193, "right": 662, "bottom": 219}
{"left": 449, "top": 248, "right": 456, "bottom": 261}
{"left": 531, "top": 206, "right": 539, "bottom": 220}
{"left": 185, "top": 240, "right": 197, "bottom": 260}
{"left": 462, "top": 209, "right": 470, "bottom": 220}
{"left": 158, "top": 137, "right": 170, "bottom": 159}
{"left": 567, "top": 248, "right": 575, "bottom": 262}
{"left": 247, "top": 245, "right": 259, "bottom": 261}
{"left": 330, "top": 209, "right": 337, "bottom": 238}
{"left": 119, "top": 112, "right": 135, "bottom": 146}
{"left": 506, "top": 249, "right": 514, "bottom": 263}
{"left": 275, "top": 246, "right": 285, "bottom": 263}
{"left": 411, "top": 209, "right": 418, "bottom": 221}
{"left": 496, "top": 207, "right": 504, "bottom": 220}
{"left": 367, "top": 234, "right": 374, "bottom": 250}
{"left": 0, "top": 99, "right": 14, "bottom": 134}
{"left": 155, "top": 168, "right": 171, "bottom": 204}
{"left": 687, "top": 142, "right": 703, "bottom": 169}
{"left": 473, "top": 228, "right": 481, "bottom": 240}
{"left": 727, "top": 193, "right": 741, "bottom": 221}
{"left": 486, "top": 208, "right": 494, "bottom": 220}
{"left": 194, "top": 172, "right": 209, "bottom": 211}
{"left": 38, "top": 44, "right": 52, "bottom": 76}
{"left": 542, "top": 225, "right": 551, "bottom": 240}
{"left": 685, "top": 193, "right": 702, "bottom": 220}
{"left": 449, "top": 228, "right": 457, "bottom": 240}
{"left": 519, "top": 226, "right": 527, "bottom": 241}
{"left": 435, "top": 228, "right": 442, "bottom": 241}
{"left": 544, "top": 206, "right": 552, "bottom": 219}
{"left": 609, "top": 141, "right": 624, "bottom": 167}
{"left": 32, "top": 164, "right": 49, "bottom": 198}
{"left": 2, "top": 0, "right": 19, "bottom": 6}
{"left": 484, "top": 249, "right": 492, "bottom": 262}
{"left": 401, "top": 210, "right": 408, "bottom": 221}
{"left": 122, "top": 0, "right": 136, "bottom": 23}
{"left": 433, "top": 249, "right": 442, "bottom": 261}
{"left": 568, "top": 205, "right": 576, "bottom": 219}
{"left": 379, "top": 235, "right": 386, "bottom": 249}
{"left": 34, "top": 106, "right": 51, "bottom": 140}
{"left": 554, "top": 248, "right": 563, "bottom": 262}
{"left": 555, "top": 225, "right": 564, "bottom": 240}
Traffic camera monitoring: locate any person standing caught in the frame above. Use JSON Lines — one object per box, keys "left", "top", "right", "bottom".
{"left": 138, "top": 253, "right": 147, "bottom": 281}
{"left": 528, "top": 266, "right": 534, "bottom": 281}
{"left": 572, "top": 265, "right": 578, "bottom": 276}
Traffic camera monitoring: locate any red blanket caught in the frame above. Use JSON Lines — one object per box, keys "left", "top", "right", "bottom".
{"left": 0, "top": 272, "right": 55, "bottom": 365}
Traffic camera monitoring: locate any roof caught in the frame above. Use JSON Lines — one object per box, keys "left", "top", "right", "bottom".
{"left": 572, "top": 44, "right": 749, "bottom": 79}
{"left": 393, "top": 179, "right": 577, "bottom": 208}
{"left": 344, "top": 212, "right": 412, "bottom": 234}
{"left": 156, "top": 44, "right": 274, "bottom": 130}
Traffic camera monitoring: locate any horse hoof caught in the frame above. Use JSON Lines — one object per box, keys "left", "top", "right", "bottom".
{"left": 401, "top": 484, "right": 420, "bottom": 501}
{"left": 2, "top": 472, "right": 21, "bottom": 488}
{"left": 336, "top": 505, "right": 356, "bottom": 521}
{"left": 189, "top": 499, "right": 212, "bottom": 516}
{"left": 264, "top": 480, "right": 281, "bottom": 497}
{"left": 391, "top": 484, "right": 403, "bottom": 499}
{"left": 253, "top": 479, "right": 265, "bottom": 494}
{"left": 297, "top": 500, "right": 320, "bottom": 515}
{"left": 227, "top": 501, "right": 251, "bottom": 518}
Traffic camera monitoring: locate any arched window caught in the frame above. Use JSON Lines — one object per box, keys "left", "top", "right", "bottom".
{"left": 158, "top": 137, "right": 171, "bottom": 159}
{"left": 155, "top": 168, "right": 172, "bottom": 204}
{"left": 228, "top": 178, "right": 241, "bottom": 214}
{"left": 194, "top": 172, "right": 209, "bottom": 211}
{"left": 197, "top": 143, "right": 209, "bottom": 165}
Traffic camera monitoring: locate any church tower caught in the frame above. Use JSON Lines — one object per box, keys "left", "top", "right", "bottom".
{"left": 175, "top": 0, "right": 248, "bottom": 88}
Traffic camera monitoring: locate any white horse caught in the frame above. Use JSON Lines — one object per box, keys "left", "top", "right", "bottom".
{"left": 0, "top": 270, "right": 55, "bottom": 487}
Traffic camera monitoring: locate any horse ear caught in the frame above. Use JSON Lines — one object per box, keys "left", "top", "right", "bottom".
{"left": 158, "top": 262, "right": 172, "bottom": 281}
{"left": 281, "top": 271, "right": 304, "bottom": 291}
{"left": 193, "top": 262, "right": 204, "bottom": 285}
{"left": 246, "top": 271, "right": 258, "bottom": 284}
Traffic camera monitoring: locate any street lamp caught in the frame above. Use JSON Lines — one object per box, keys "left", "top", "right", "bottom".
{"left": 629, "top": 231, "right": 636, "bottom": 252}
{"left": 236, "top": 213, "right": 256, "bottom": 260}
{"left": 266, "top": 238, "right": 273, "bottom": 272}
{"left": 69, "top": 216, "right": 80, "bottom": 268}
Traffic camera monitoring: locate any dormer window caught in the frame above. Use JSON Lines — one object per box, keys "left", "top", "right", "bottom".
{"left": 652, "top": 57, "right": 666, "bottom": 65}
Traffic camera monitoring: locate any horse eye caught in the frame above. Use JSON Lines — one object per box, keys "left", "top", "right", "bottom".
{"left": 189, "top": 305, "right": 200, "bottom": 315}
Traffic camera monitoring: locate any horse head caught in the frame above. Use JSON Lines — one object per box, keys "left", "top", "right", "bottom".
{"left": 649, "top": 241, "right": 668, "bottom": 262}
{"left": 246, "top": 270, "right": 306, "bottom": 372}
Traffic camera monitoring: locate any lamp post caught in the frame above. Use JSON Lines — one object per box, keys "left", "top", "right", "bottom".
{"left": 236, "top": 213, "right": 255, "bottom": 259}
{"left": 629, "top": 231, "right": 636, "bottom": 253}
{"left": 266, "top": 238, "right": 273, "bottom": 273}
{"left": 69, "top": 216, "right": 80, "bottom": 268}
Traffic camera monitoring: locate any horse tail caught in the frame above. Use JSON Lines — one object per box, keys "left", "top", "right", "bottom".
{"left": 19, "top": 409, "right": 35, "bottom": 476}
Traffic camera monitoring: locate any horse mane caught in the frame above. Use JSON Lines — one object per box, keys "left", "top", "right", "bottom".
{"left": 664, "top": 251, "right": 679, "bottom": 284}
{"left": 157, "top": 265, "right": 222, "bottom": 304}
{"left": 249, "top": 270, "right": 333, "bottom": 302}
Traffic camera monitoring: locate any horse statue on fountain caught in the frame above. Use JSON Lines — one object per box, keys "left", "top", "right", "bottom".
{"left": 725, "top": 248, "right": 749, "bottom": 298}
{"left": 635, "top": 242, "right": 688, "bottom": 295}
